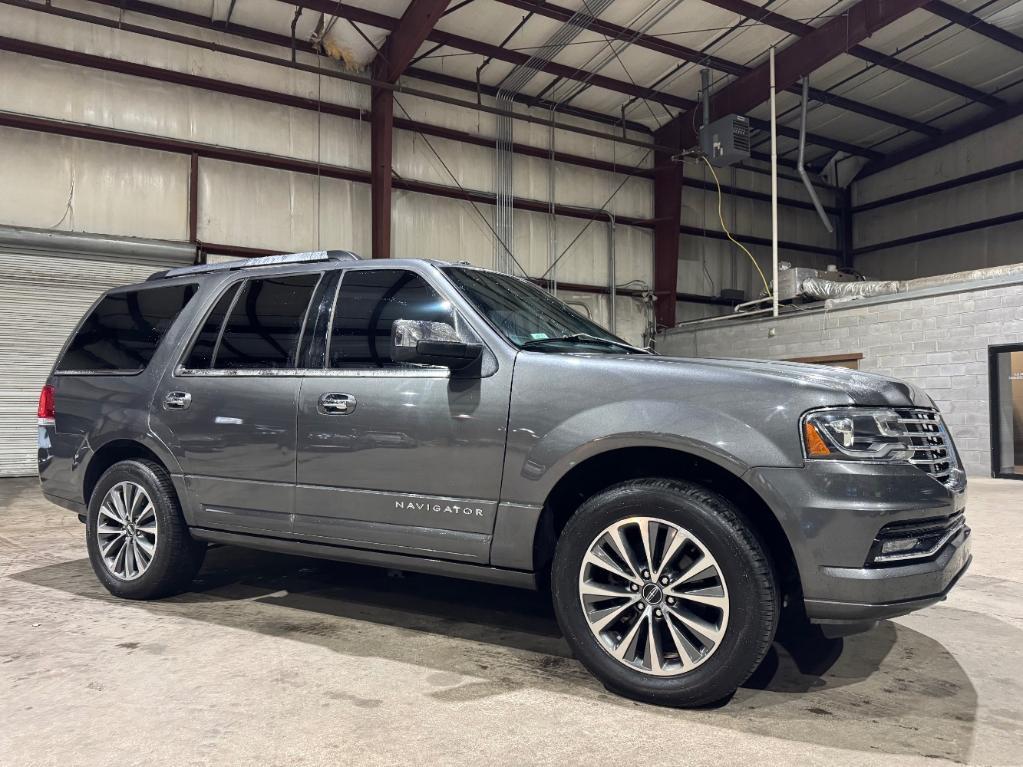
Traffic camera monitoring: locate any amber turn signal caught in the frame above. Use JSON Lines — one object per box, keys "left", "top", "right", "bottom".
{"left": 804, "top": 421, "right": 832, "bottom": 457}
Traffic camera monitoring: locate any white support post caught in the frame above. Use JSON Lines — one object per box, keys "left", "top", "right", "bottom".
{"left": 770, "top": 45, "right": 779, "bottom": 318}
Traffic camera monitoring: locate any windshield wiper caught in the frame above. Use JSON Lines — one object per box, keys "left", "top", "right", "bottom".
{"left": 520, "top": 333, "right": 651, "bottom": 354}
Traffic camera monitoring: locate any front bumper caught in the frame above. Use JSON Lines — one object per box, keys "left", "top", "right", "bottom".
{"left": 803, "top": 525, "right": 970, "bottom": 621}
{"left": 745, "top": 462, "right": 969, "bottom": 623}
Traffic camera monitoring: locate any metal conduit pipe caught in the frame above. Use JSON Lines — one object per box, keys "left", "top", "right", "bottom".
{"left": 606, "top": 210, "right": 617, "bottom": 335}
{"left": 493, "top": 0, "right": 615, "bottom": 276}
{"left": 798, "top": 77, "right": 834, "bottom": 234}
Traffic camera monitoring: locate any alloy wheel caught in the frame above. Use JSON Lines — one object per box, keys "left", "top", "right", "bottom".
{"left": 578, "top": 516, "right": 729, "bottom": 675}
{"left": 96, "top": 481, "right": 159, "bottom": 581}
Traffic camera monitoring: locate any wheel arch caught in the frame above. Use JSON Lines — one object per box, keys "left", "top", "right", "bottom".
{"left": 531, "top": 445, "right": 801, "bottom": 602}
{"left": 83, "top": 439, "right": 170, "bottom": 506}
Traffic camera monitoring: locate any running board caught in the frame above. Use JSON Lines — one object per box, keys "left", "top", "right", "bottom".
{"left": 190, "top": 527, "right": 538, "bottom": 590}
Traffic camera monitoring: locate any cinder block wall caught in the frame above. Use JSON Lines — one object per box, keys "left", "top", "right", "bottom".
{"left": 657, "top": 277, "right": 1023, "bottom": 475}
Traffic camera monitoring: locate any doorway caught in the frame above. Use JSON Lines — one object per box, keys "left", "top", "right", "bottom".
{"left": 989, "top": 344, "right": 1023, "bottom": 479}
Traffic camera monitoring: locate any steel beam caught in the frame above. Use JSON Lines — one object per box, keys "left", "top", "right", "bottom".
{"left": 375, "top": 0, "right": 451, "bottom": 82}
{"left": 370, "top": 88, "right": 394, "bottom": 259}
{"left": 369, "top": 0, "right": 450, "bottom": 258}
{"left": 852, "top": 210, "right": 1023, "bottom": 255}
{"left": 59, "top": 0, "right": 646, "bottom": 135}
{"left": 854, "top": 158, "right": 1023, "bottom": 211}
{"left": 35, "top": 0, "right": 860, "bottom": 157}
{"left": 275, "top": 0, "right": 917, "bottom": 158}
{"left": 701, "top": 0, "right": 1002, "bottom": 108}
{"left": 279, "top": 0, "right": 694, "bottom": 109}
{"left": 1, "top": 31, "right": 828, "bottom": 211}
{"left": 188, "top": 153, "right": 199, "bottom": 244}
{"left": 925, "top": 0, "right": 1023, "bottom": 55}
{"left": 666, "top": 0, "right": 932, "bottom": 151}
{"left": 495, "top": 0, "right": 937, "bottom": 137}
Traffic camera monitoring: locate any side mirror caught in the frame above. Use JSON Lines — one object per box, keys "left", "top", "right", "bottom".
{"left": 391, "top": 319, "right": 483, "bottom": 371}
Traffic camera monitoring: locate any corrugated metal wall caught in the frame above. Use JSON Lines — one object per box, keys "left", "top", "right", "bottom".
{"left": 0, "top": 1, "right": 840, "bottom": 348}
{"left": 852, "top": 113, "right": 1023, "bottom": 280}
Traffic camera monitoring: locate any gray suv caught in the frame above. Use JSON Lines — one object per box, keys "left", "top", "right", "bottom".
{"left": 38, "top": 250, "right": 971, "bottom": 706}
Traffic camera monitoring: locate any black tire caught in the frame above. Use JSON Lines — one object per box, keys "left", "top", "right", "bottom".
{"left": 85, "top": 459, "right": 206, "bottom": 600}
{"left": 551, "top": 478, "right": 778, "bottom": 707}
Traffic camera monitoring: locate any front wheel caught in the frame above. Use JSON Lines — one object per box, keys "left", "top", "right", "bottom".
{"left": 551, "top": 478, "right": 778, "bottom": 707}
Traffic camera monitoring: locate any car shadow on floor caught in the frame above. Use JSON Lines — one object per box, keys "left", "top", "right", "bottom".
{"left": 13, "top": 544, "right": 978, "bottom": 762}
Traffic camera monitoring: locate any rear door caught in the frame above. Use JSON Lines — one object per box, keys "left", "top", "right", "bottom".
{"left": 152, "top": 271, "right": 324, "bottom": 535}
{"left": 294, "top": 266, "right": 512, "bottom": 563}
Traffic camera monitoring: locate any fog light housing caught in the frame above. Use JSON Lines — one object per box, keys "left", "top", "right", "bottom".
{"left": 866, "top": 512, "right": 967, "bottom": 565}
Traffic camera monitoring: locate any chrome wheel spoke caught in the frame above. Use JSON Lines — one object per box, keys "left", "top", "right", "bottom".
{"left": 668, "top": 584, "right": 727, "bottom": 608}
{"left": 100, "top": 532, "right": 125, "bottom": 557}
{"left": 605, "top": 527, "right": 640, "bottom": 580}
{"left": 587, "top": 598, "right": 640, "bottom": 632}
{"left": 637, "top": 520, "right": 656, "bottom": 576}
{"left": 584, "top": 550, "right": 641, "bottom": 586}
{"left": 611, "top": 610, "right": 648, "bottom": 662}
{"left": 663, "top": 613, "right": 699, "bottom": 669}
{"left": 580, "top": 581, "right": 635, "bottom": 600}
{"left": 646, "top": 617, "right": 664, "bottom": 674}
{"left": 579, "top": 516, "right": 729, "bottom": 677}
{"left": 96, "top": 482, "right": 158, "bottom": 581}
{"left": 667, "top": 605, "right": 724, "bottom": 647}
{"left": 99, "top": 503, "right": 124, "bottom": 525}
{"left": 134, "top": 536, "right": 155, "bottom": 558}
{"left": 135, "top": 504, "right": 156, "bottom": 525}
{"left": 654, "top": 528, "right": 687, "bottom": 580}
{"left": 127, "top": 486, "right": 145, "bottom": 521}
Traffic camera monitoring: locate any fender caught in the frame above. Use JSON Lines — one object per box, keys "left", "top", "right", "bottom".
{"left": 500, "top": 398, "right": 797, "bottom": 506}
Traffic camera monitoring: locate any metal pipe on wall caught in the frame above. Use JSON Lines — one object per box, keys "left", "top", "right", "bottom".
{"left": 797, "top": 77, "right": 834, "bottom": 234}
{"left": 606, "top": 210, "right": 616, "bottom": 334}
{"left": 769, "top": 45, "right": 779, "bottom": 319}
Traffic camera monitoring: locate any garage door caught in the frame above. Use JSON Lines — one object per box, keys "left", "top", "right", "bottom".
{"left": 0, "top": 230, "right": 194, "bottom": 476}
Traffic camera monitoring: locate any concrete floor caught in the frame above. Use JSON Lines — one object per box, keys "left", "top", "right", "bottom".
{"left": 1, "top": 478, "right": 1021, "bottom": 767}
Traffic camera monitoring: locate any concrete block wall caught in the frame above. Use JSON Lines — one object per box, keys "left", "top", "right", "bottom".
{"left": 657, "top": 277, "right": 1023, "bottom": 475}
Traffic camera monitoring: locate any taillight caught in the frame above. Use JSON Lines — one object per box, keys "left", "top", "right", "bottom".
{"left": 38, "top": 385, "right": 55, "bottom": 425}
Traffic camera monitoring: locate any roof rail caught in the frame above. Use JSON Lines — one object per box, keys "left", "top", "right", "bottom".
{"left": 148, "top": 250, "right": 361, "bottom": 280}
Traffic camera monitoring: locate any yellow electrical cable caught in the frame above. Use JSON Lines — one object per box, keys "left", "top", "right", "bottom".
{"left": 700, "top": 154, "right": 772, "bottom": 297}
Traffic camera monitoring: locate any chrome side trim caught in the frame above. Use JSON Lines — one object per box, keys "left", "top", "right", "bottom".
{"left": 174, "top": 367, "right": 450, "bottom": 379}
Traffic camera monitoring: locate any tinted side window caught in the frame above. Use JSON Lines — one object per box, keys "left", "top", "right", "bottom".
{"left": 329, "top": 270, "right": 453, "bottom": 368}
{"left": 57, "top": 284, "right": 197, "bottom": 372}
{"left": 183, "top": 283, "right": 240, "bottom": 369}
{"left": 214, "top": 274, "right": 319, "bottom": 370}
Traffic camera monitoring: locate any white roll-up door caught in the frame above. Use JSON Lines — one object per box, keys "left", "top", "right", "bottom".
{"left": 0, "top": 228, "right": 195, "bottom": 476}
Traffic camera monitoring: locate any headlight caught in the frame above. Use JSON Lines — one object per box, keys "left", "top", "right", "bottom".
{"left": 801, "top": 408, "right": 916, "bottom": 461}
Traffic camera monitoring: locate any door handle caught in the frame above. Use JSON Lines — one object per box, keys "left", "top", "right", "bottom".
{"left": 318, "top": 392, "right": 356, "bottom": 415}
{"left": 163, "top": 391, "right": 192, "bottom": 410}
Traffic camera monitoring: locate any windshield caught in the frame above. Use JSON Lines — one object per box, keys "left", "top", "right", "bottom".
{"left": 442, "top": 266, "right": 643, "bottom": 353}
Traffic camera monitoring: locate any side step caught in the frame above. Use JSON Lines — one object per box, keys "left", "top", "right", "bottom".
{"left": 190, "top": 527, "right": 538, "bottom": 590}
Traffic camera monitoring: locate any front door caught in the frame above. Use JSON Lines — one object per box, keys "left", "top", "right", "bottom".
{"left": 295, "top": 267, "right": 511, "bottom": 563}
{"left": 153, "top": 271, "right": 323, "bottom": 534}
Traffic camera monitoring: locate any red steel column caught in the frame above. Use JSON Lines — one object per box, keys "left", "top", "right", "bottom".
{"left": 370, "top": 86, "right": 393, "bottom": 259}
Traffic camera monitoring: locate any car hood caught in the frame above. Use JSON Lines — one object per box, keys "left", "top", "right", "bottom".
{"left": 567, "top": 353, "right": 932, "bottom": 409}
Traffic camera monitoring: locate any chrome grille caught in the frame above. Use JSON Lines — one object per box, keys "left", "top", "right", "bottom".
{"left": 893, "top": 408, "right": 956, "bottom": 484}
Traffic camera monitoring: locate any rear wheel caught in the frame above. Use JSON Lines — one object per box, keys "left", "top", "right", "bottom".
{"left": 86, "top": 459, "right": 206, "bottom": 600}
{"left": 551, "top": 478, "right": 778, "bottom": 707}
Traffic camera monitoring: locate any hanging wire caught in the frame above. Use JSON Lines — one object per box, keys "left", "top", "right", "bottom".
{"left": 697, "top": 155, "right": 771, "bottom": 295}
{"left": 392, "top": 96, "right": 529, "bottom": 277}
{"left": 414, "top": 13, "right": 867, "bottom": 62}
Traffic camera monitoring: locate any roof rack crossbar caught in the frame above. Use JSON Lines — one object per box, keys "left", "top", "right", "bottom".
{"left": 148, "top": 250, "right": 361, "bottom": 280}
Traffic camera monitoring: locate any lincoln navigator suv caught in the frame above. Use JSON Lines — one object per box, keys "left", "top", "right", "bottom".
{"left": 38, "top": 250, "right": 971, "bottom": 707}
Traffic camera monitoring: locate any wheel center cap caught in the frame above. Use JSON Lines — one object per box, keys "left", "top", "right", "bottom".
{"left": 641, "top": 583, "right": 663, "bottom": 605}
